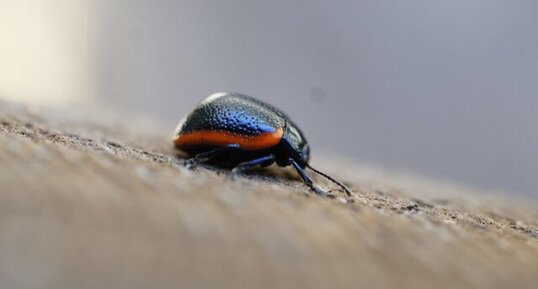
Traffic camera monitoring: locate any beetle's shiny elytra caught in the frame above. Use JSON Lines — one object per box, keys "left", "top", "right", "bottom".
{"left": 173, "top": 92, "right": 351, "bottom": 197}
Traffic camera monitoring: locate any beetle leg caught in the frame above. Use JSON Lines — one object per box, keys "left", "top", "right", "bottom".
{"left": 231, "top": 155, "right": 276, "bottom": 174}
{"left": 290, "top": 158, "right": 327, "bottom": 197}
{"left": 184, "top": 144, "right": 240, "bottom": 168}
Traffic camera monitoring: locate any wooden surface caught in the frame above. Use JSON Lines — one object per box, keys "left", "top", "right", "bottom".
{"left": 1, "top": 101, "right": 537, "bottom": 289}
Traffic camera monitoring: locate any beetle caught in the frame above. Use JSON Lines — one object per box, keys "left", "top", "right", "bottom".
{"left": 173, "top": 92, "right": 351, "bottom": 197}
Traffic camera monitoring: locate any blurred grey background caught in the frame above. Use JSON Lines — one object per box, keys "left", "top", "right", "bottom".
{"left": 1, "top": 0, "right": 537, "bottom": 197}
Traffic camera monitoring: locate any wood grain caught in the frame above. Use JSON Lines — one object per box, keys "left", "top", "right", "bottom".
{"left": 1, "top": 101, "right": 537, "bottom": 289}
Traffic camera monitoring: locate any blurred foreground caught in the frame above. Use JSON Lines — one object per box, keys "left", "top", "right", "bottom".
{"left": 0, "top": 100, "right": 537, "bottom": 289}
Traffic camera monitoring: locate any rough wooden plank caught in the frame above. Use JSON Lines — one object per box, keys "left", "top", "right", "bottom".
{"left": 1, "top": 101, "right": 537, "bottom": 289}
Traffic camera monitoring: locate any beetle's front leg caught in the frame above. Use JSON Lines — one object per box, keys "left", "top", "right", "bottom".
{"left": 289, "top": 158, "right": 327, "bottom": 197}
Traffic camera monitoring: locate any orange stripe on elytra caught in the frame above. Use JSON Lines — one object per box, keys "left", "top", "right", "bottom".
{"left": 174, "top": 127, "right": 284, "bottom": 150}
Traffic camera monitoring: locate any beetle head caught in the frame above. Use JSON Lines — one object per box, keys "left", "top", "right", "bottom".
{"left": 282, "top": 120, "right": 310, "bottom": 168}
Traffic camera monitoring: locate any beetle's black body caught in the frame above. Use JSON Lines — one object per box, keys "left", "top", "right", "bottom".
{"left": 174, "top": 92, "right": 350, "bottom": 196}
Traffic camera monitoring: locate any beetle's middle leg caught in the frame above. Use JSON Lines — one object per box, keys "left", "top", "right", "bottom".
{"left": 231, "top": 155, "right": 275, "bottom": 174}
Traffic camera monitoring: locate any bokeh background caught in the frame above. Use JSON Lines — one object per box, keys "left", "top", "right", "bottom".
{"left": 1, "top": 0, "right": 536, "bottom": 197}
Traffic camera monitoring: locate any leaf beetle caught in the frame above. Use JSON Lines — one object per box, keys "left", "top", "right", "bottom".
{"left": 173, "top": 92, "right": 351, "bottom": 197}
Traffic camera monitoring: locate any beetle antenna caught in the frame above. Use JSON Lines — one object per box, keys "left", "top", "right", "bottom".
{"left": 306, "top": 164, "right": 352, "bottom": 197}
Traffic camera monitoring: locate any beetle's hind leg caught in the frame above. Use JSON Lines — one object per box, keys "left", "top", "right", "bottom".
{"left": 184, "top": 144, "right": 240, "bottom": 168}
{"left": 231, "top": 155, "right": 276, "bottom": 175}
